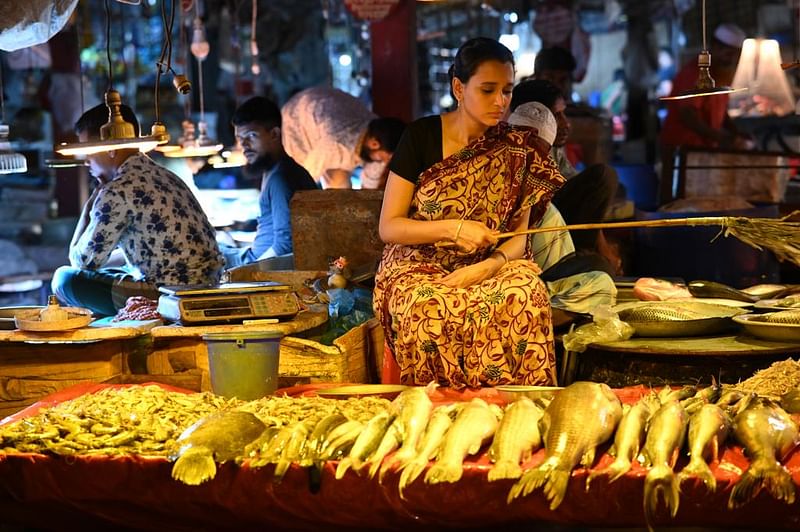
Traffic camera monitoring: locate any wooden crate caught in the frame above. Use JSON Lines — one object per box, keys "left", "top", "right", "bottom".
{"left": 146, "top": 317, "right": 382, "bottom": 392}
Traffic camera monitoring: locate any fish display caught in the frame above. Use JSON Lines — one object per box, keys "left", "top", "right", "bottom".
{"left": 509, "top": 382, "right": 622, "bottom": 509}
{"left": 677, "top": 403, "right": 731, "bottom": 491}
{"left": 171, "top": 410, "right": 267, "bottom": 485}
{"left": 728, "top": 398, "right": 800, "bottom": 509}
{"left": 618, "top": 305, "right": 707, "bottom": 322}
{"left": 425, "top": 398, "right": 501, "bottom": 484}
{"left": 780, "top": 388, "right": 800, "bottom": 414}
{"left": 487, "top": 398, "right": 544, "bottom": 481}
{"left": 336, "top": 411, "right": 394, "bottom": 479}
{"left": 587, "top": 392, "right": 659, "bottom": 485}
{"left": 640, "top": 400, "right": 688, "bottom": 530}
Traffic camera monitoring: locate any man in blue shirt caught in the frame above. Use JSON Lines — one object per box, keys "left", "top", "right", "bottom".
{"left": 224, "top": 96, "right": 317, "bottom": 267}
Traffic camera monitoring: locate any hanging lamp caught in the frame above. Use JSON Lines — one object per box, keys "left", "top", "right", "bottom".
{"left": 160, "top": 0, "right": 221, "bottom": 159}
{"left": 660, "top": 0, "right": 747, "bottom": 101}
{"left": 56, "top": 0, "right": 170, "bottom": 156}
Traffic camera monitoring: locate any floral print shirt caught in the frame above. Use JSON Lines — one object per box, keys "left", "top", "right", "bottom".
{"left": 69, "top": 153, "right": 224, "bottom": 286}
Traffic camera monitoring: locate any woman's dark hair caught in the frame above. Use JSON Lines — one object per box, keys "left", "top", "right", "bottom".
{"left": 231, "top": 96, "right": 281, "bottom": 129}
{"left": 510, "top": 79, "right": 564, "bottom": 113}
{"left": 75, "top": 102, "right": 140, "bottom": 140}
{"left": 451, "top": 37, "right": 515, "bottom": 85}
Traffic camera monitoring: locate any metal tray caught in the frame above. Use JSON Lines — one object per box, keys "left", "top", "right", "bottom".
{"left": 315, "top": 384, "right": 409, "bottom": 400}
{"left": 0, "top": 306, "right": 42, "bottom": 330}
{"left": 733, "top": 314, "right": 800, "bottom": 342}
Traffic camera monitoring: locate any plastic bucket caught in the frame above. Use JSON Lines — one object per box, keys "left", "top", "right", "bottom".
{"left": 203, "top": 331, "right": 283, "bottom": 400}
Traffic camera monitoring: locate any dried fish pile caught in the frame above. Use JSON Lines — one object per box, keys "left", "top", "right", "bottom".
{"left": 0, "top": 385, "right": 235, "bottom": 456}
{"left": 735, "top": 359, "right": 800, "bottom": 398}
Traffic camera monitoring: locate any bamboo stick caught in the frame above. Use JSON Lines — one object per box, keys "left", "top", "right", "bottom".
{"left": 495, "top": 216, "right": 732, "bottom": 239}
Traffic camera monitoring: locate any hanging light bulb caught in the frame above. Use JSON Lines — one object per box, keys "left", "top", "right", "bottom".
{"left": 250, "top": 0, "right": 260, "bottom": 75}
{"left": 163, "top": 120, "right": 222, "bottom": 158}
{"left": 660, "top": 0, "right": 747, "bottom": 100}
{"left": 190, "top": 17, "right": 210, "bottom": 61}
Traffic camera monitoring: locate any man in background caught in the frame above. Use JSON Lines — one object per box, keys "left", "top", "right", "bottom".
{"left": 224, "top": 96, "right": 318, "bottom": 268}
{"left": 281, "top": 86, "right": 405, "bottom": 189}
{"left": 660, "top": 23, "right": 750, "bottom": 203}
{"left": 51, "top": 103, "right": 223, "bottom": 316}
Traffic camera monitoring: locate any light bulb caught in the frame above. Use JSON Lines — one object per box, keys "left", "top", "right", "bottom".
{"left": 190, "top": 18, "right": 210, "bottom": 61}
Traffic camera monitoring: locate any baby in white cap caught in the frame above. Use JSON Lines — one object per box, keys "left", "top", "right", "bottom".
{"left": 507, "top": 101, "right": 558, "bottom": 147}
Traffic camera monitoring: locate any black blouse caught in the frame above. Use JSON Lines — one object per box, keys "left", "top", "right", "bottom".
{"left": 388, "top": 115, "right": 444, "bottom": 185}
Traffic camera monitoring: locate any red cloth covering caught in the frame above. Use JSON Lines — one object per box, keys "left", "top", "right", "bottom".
{"left": 660, "top": 60, "right": 730, "bottom": 148}
{"left": 1, "top": 383, "right": 799, "bottom": 530}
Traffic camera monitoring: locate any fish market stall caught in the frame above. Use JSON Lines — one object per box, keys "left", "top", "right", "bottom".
{"left": 1, "top": 381, "right": 799, "bottom": 530}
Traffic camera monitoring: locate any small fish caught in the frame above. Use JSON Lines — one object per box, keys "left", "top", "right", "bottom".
{"left": 397, "top": 403, "right": 461, "bottom": 498}
{"left": 171, "top": 410, "right": 267, "bottom": 486}
{"left": 688, "top": 280, "right": 758, "bottom": 303}
{"left": 487, "top": 398, "right": 544, "bottom": 482}
{"left": 640, "top": 400, "right": 688, "bottom": 531}
{"left": 509, "top": 382, "right": 622, "bottom": 510}
{"left": 587, "top": 392, "right": 659, "bottom": 486}
{"left": 760, "top": 309, "right": 800, "bottom": 324}
{"left": 658, "top": 385, "right": 697, "bottom": 404}
{"left": 365, "top": 423, "right": 402, "bottom": 479}
{"left": 619, "top": 306, "right": 704, "bottom": 323}
{"left": 335, "top": 411, "right": 394, "bottom": 479}
{"left": 740, "top": 283, "right": 788, "bottom": 299}
{"left": 716, "top": 387, "right": 746, "bottom": 409}
{"left": 378, "top": 386, "right": 434, "bottom": 481}
{"left": 274, "top": 420, "right": 314, "bottom": 482}
{"left": 302, "top": 413, "right": 348, "bottom": 465}
{"left": 425, "top": 398, "right": 501, "bottom": 485}
{"left": 678, "top": 403, "right": 731, "bottom": 492}
{"left": 728, "top": 398, "right": 800, "bottom": 509}
{"left": 319, "top": 420, "right": 364, "bottom": 460}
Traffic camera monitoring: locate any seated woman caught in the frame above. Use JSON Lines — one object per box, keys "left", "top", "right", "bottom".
{"left": 373, "top": 37, "right": 565, "bottom": 389}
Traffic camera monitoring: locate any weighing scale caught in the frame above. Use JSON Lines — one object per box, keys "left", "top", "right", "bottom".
{"left": 156, "top": 281, "right": 300, "bottom": 324}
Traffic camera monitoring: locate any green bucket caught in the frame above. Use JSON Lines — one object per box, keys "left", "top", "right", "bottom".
{"left": 203, "top": 331, "right": 283, "bottom": 400}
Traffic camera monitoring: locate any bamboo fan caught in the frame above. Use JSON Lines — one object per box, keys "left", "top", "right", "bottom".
{"left": 494, "top": 213, "right": 800, "bottom": 267}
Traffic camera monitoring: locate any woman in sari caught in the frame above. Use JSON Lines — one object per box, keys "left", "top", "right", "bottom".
{"left": 373, "top": 38, "right": 566, "bottom": 389}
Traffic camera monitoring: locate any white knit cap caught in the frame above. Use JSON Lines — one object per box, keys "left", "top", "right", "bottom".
{"left": 714, "top": 23, "right": 746, "bottom": 48}
{"left": 507, "top": 102, "right": 558, "bottom": 146}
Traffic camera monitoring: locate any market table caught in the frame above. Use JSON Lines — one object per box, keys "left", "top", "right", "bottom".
{"left": 0, "top": 382, "right": 799, "bottom": 531}
{"left": 567, "top": 334, "right": 800, "bottom": 387}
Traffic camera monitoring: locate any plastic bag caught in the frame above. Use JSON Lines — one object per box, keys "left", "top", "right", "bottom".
{"left": 318, "top": 287, "right": 374, "bottom": 345}
{"left": 562, "top": 305, "right": 634, "bottom": 353}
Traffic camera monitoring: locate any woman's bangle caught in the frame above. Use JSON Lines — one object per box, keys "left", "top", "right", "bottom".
{"left": 453, "top": 219, "right": 465, "bottom": 242}
{"left": 492, "top": 248, "right": 509, "bottom": 265}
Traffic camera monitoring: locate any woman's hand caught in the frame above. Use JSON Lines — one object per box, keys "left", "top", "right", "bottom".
{"left": 440, "top": 258, "right": 501, "bottom": 288}
{"left": 452, "top": 220, "right": 498, "bottom": 254}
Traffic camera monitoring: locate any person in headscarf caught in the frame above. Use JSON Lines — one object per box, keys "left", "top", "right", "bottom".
{"left": 373, "top": 37, "right": 565, "bottom": 389}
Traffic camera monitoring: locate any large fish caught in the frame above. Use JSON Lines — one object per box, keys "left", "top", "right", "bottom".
{"left": 508, "top": 382, "right": 622, "bottom": 510}
{"left": 759, "top": 309, "right": 800, "bottom": 324}
{"left": 425, "top": 398, "right": 501, "bottom": 484}
{"left": 587, "top": 392, "right": 659, "bottom": 486}
{"left": 488, "top": 398, "right": 544, "bottom": 482}
{"left": 687, "top": 280, "right": 758, "bottom": 303}
{"left": 171, "top": 410, "right": 267, "bottom": 485}
{"left": 335, "top": 411, "right": 394, "bottom": 479}
{"left": 728, "top": 398, "right": 800, "bottom": 509}
{"left": 378, "top": 386, "right": 434, "bottom": 480}
{"left": 677, "top": 403, "right": 730, "bottom": 492}
{"left": 640, "top": 400, "right": 688, "bottom": 531}
{"left": 397, "top": 403, "right": 462, "bottom": 498}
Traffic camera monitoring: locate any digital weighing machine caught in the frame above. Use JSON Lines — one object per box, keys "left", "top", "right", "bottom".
{"left": 156, "top": 281, "right": 301, "bottom": 324}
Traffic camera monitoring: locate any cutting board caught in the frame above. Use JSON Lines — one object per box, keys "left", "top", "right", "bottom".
{"left": 0, "top": 318, "right": 162, "bottom": 343}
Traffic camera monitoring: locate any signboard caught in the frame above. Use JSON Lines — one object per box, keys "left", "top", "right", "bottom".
{"left": 343, "top": 0, "right": 401, "bottom": 22}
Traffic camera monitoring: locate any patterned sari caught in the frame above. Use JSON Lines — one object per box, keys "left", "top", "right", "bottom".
{"left": 373, "top": 122, "right": 565, "bottom": 389}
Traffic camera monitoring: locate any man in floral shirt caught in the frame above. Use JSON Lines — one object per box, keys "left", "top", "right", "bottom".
{"left": 51, "top": 103, "right": 224, "bottom": 316}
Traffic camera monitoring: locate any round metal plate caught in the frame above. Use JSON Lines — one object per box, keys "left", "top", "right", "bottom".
{"left": 494, "top": 385, "right": 563, "bottom": 402}
{"left": 316, "top": 384, "right": 409, "bottom": 400}
{"left": 753, "top": 297, "right": 800, "bottom": 312}
{"left": 734, "top": 314, "right": 800, "bottom": 342}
